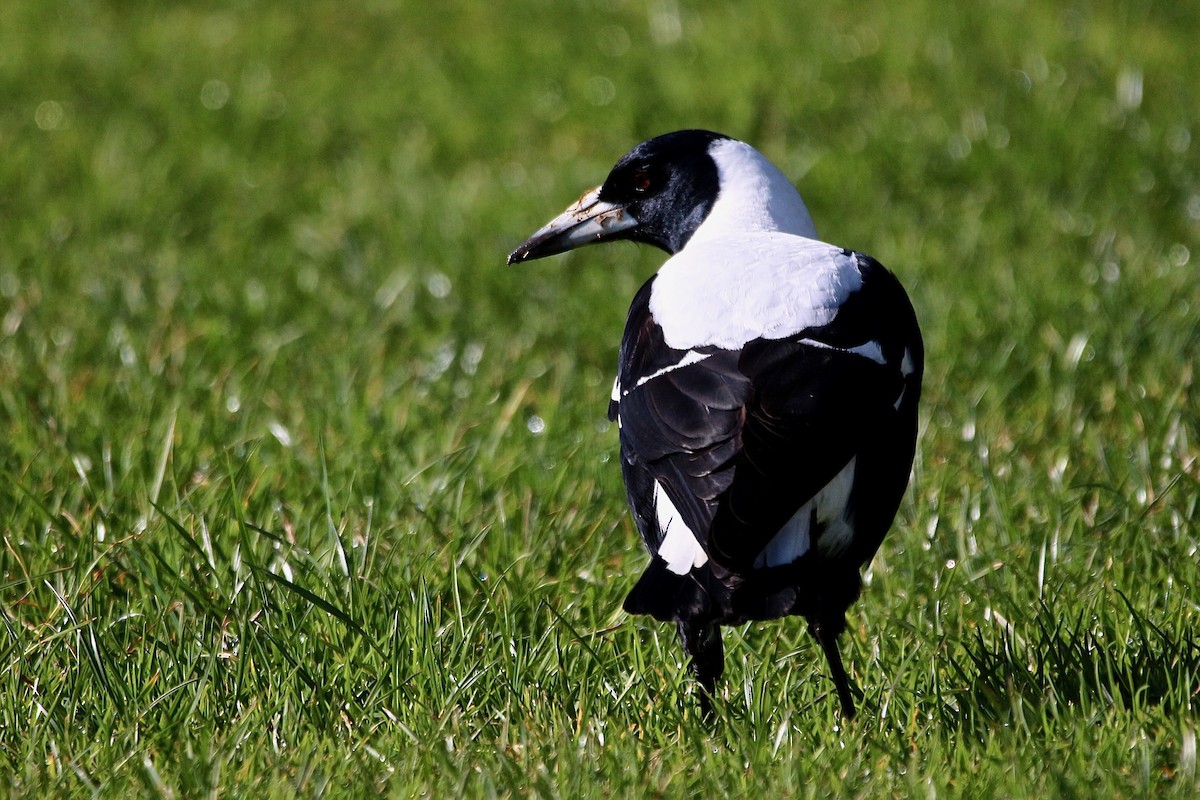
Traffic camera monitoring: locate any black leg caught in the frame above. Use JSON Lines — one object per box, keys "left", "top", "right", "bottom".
{"left": 809, "top": 618, "right": 856, "bottom": 719}
{"left": 677, "top": 620, "right": 724, "bottom": 718}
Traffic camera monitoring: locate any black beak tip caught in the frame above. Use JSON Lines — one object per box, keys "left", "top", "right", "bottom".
{"left": 508, "top": 234, "right": 556, "bottom": 265}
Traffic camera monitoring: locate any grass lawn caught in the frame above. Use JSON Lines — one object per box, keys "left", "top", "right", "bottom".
{"left": 3, "top": 0, "right": 1199, "bottom": 796}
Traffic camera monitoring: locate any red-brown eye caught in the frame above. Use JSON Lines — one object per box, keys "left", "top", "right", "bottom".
{"left": 632, "top": 168, "right": 653, "bottom": 193}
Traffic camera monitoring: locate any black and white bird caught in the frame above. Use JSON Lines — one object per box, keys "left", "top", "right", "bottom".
{"left": 508, "top": 130, "right": 923, "bottom": 718}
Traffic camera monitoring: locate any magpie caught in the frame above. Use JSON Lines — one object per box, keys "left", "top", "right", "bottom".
{"left": 508, "top": 130, "right": 923, "bottom": 718}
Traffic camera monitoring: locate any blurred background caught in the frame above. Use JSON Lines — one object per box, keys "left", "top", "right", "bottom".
{"left": 2, "top": 0, "right": 1198, "bottom": 795}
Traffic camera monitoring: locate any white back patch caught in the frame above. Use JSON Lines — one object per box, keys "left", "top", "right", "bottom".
{"left": 649, "top": 235, "right": 862, "bottom": 351}
{"left": 653, "top": 480, "right": 709, "bottom": 575}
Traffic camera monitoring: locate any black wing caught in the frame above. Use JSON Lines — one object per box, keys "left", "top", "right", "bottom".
{"left": 611, "top": 255, "right": 923, "bottom": 577}
{"left": 608, "top": 277, "right": 748, "bottom": 556}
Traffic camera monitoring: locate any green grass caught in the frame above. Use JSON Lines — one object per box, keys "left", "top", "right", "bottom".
{"left": 2, "top": 0, "right": 1199, "bottom": 796}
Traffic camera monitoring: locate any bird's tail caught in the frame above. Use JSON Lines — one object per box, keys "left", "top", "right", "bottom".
{"left": 622, "top": 557, "right": 712, "bottom": 621}
{"left": 624, "top": 560, "right": 727, "bottom": 716}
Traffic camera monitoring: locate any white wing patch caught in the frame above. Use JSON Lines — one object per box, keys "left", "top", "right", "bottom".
{"left": 649, "top": 234, "right": 862, "bottom": 351}
{"left": 894, "top": 346, "right": 915, "bottom": 410}
{"left": 620, "top": 349, "right": 713, "bottom": 397}
{"left": 814, "top": 456, "right": 859, "bottom": 556}
{"left": 756, "top": 457, "right": 858, "bottom": 567}
{"left": 797, "top": 337, "right": 886, "bottom": 365}
{"left": 653, "top": 480, "right": 709, "bottom": 575}
{"left": 613, "top": 352, "right": 714, "bottom": 405}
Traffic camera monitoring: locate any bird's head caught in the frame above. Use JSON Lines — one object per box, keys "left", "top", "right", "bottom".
{"left": 508, "top": 130, "right": 816, "bottom": 265}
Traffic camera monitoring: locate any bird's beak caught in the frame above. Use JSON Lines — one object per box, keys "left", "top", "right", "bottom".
{"left": 508, "top": 187, "right": 639, "bottom": 264}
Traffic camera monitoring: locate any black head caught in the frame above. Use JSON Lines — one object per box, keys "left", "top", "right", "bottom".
{"left": 593, "top": 130, "right": 729, "bottom": 253}
{"left": 508, "top": 130, "right": 731, "bottom": 264}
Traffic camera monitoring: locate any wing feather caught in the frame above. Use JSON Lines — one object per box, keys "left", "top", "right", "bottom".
{"left": 613, "top": 254, "right": 923, "bottom": 578}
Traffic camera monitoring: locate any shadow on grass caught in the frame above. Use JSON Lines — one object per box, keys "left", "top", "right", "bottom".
{"left": 941, "top": 594, "right": 1200, "bottom": 735}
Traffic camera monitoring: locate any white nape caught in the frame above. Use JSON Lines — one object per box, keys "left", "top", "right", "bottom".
{"left": 690, "top": 139, "right": 817, "bottom": 244}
